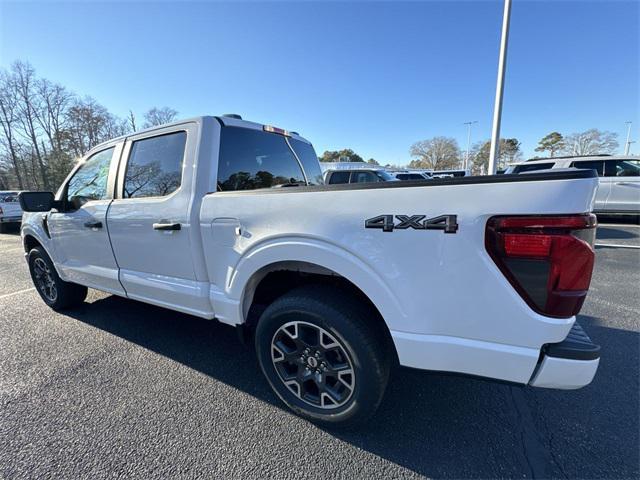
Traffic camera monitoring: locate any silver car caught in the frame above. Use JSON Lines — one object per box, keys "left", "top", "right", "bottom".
{"left": 505, "top": 155, "right": 640, "bottom": 214}
{"left": 0, "top": 191, "right": 23, "bottom": 232}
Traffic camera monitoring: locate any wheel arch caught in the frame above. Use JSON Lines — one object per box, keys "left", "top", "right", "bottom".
{"left": 21, "top": 225, "right": 64, "bottom": 279}
{"left": 227, "top": 239, "right": 405, "bottom": 360}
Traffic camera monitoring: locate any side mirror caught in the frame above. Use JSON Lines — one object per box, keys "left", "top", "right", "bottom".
{"left": 18, "top": 191, "right": 56, "bottom": 212}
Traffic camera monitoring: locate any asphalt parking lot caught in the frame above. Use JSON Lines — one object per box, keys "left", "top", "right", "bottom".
{"left": 1, "top": 221, "right": 638, "bottom": 479}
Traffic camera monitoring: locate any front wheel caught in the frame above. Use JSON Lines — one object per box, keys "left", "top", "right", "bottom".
{"left": 255, "top": 285, "right": 392, "bottom": 426}
{"left": 28, "top": 247, "right": 87, "bottom": 311}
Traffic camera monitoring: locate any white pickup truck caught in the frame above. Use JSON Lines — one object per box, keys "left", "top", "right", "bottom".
{"left": 19, "top": 115, "right": 601, "bottom": 425}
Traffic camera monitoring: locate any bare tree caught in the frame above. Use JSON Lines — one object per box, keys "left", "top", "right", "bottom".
{"left": 0, "top": 61, "right": 174, "bottom": 191}
{"left": 128, "top": 110, "right": 137, "bottom": 132}
{"left": 34, "top": 78, "right": 73, "bottom": 153}
{"left": 143, "top": 107, "right": 177, "bottom": 128}
{"left": 65, "top": 96, "right": 124, "bottom": 156}
{"left": 562, "top": 129, "right": 619, "bottom": 156}
{"left": 408, "top": 137, "right": 461, "bottom": 170}
{"left": 12, "top": 61, "right": 50, "bottom": 189}
{"left": 0, "top": 70, "right": 24, "bottom": 189}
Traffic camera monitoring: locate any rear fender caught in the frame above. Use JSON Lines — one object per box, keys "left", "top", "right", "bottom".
{"left": 226, "top": 237, "right": 406, "bottom": 328}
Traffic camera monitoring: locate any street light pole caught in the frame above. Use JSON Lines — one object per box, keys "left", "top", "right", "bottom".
{"left": 488, "top": 0, "right": 512, "bottom": 175}
{"left": 464, "top": 121, "right": 478, "bottom": 171}
{"left": 624, "top": 121, "right": 632, "bottom": 155}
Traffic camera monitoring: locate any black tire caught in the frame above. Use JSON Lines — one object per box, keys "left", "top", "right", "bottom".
{"left": 255, "top": 285, "right": 392, "bottom": 426}
{"left": 0, "top": 223, "right": 7, "bottom": 233}
{"left": 28, "top": 247, "right": 87, "bottom": 311}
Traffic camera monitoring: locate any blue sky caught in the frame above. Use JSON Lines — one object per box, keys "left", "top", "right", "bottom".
{"left": 1, "top": 0, "right": 638, "bottom": 164}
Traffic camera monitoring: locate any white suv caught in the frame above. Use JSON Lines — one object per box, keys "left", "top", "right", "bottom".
{"left": 506, "top": 155, "right": 640, "bottom": 214}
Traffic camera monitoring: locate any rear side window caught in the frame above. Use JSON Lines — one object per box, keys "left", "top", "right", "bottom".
{"left": 397, "top": 173, "right": 424, "bottom": 180}
{"left": 604, "top": 159, "right": 640, "bottom": 177}
{"left": 570, "top": 160, "right": 604, "bottom": 176}
{"left": 288, "top": 139, "right": 324, "bottom": 185}
{"left": 351, "top": 171, "right": 380, "bottom": 183}
{"left": 217, "top": 127, "right": 305, "bottom": 191}
{"left": 66, "top": 147, "right": 114, "bottom": 208}
{"left": 513, "top": 163, "right": 554, "bottom": 173}
{"left": 124, "top": 132, "right": 186, "bottom": 198}
{"left": 327, "top": 171, "right": 350, "bottom": 184}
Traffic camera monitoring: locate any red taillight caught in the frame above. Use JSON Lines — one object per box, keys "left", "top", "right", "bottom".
{"left": 485, "top": 214, "right": 597, "bottom": 318}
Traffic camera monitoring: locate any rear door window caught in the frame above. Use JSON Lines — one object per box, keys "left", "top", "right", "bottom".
{"left": 217, "top": 127, "right": 306, "bottom": 191}
{"left": 513, "top": 163, "right": 554, "bottom": 173}
{"left": 350, "top": 171, "right": 380, "bottom": 183}
{"left": 327, "top": 171, "right": 350, "bottom": 184}
{"left": 570, "top": 160, "right": 604, "bottom": 176}
{"left": 124, "top": 132, "right": 186, "bottom": 198}
{"left": 604, "top": 159, "right": 640, "bottom": 177}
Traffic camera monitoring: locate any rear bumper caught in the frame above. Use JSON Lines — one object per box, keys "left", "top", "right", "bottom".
{"left": 0, "top": 216, "right": 21, "bottom": 223}
{"left": 529, "top": 322, "right": 600, "bottom": 389}
{"left": 391, "top": 322, "right": 600, "bottom": 388}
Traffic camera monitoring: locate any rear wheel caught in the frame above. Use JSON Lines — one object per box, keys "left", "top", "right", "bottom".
{"left": 28, "top": 247, "right": 87, "bottom": 310}
{"left": 255, "top": 285, "right": 391, "bottom": 426}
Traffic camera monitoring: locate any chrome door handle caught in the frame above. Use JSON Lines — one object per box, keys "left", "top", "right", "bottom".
{"left": 153, "top": 222, "right": 181, "bottom": 231}
{"left": 83, "top": 220, "right": 103, "bottom": 229}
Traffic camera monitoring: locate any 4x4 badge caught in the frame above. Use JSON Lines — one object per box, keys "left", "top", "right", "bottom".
{"left": 365, "top": 214, "right": 458, "bottom": 233}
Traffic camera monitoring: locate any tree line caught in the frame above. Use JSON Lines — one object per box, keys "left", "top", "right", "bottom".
{"left": 0, "top": 60, "right": 623, "bottom": 190}
{"left": 0, "top": 61, "right": 177, "bottom": 190}
{"left": 320, "top": 128, "right": 619, "bottom": 175}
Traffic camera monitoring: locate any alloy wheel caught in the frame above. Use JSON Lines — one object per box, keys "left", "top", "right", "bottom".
{"left": 271, "top": 321, "right": 355, "bottom": 409}
{"left": 33, "top": 257, "right": 57, "bottom": 303}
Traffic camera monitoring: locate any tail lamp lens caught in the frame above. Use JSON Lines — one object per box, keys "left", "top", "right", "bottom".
{"left": 485, "top": 214, "right": 597, "bottom": 318}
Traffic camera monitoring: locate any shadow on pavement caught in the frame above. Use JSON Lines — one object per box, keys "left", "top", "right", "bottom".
{"left": 64, "top": 295, "right": 639, "bottom": 479}
{"left": 596, "top": 226, "right": 639, "bottom": 240}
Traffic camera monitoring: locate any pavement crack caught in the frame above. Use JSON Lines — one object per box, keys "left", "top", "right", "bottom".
{"left": 531, "top": 394, "right": 570, "bottom": 480}
{"left": 508, "top": 386, "right": 552, "bottom": 479}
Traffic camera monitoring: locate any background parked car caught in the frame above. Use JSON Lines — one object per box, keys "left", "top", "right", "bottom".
{"left": 389, "top": 170, "right": 432, "bottom": 181}
{"left": 505, "top": 155, "right": 640, "bottom": 215}
{"left": 430, "top": 169, "right": 470, "bottom": 178}
{"left": 0, "top": 191, "right": 23, "bottom": 232}
{"left": 321, "top": 163, "right": 398, "bottom": 184}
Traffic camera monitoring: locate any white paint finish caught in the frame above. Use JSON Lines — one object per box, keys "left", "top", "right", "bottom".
{"left": 107, "top": 122, "right": 208, "bottom": 311}
{"left": 200, "top": 176, "right": 596, "bottom": 352}
{"left": 120, "top": 269, "right": 214, "bottom": 318}
{"left": 390, "top": 330, "right": 540, "bottom": 383}
{"left": 47, "top": 201, "right": 124, "bottom": 295}
{"left": 529, "top": 356, "right": 599, "bottom": 389}
{"left": 604, "top": 176, "right": 640, "bottom": 212}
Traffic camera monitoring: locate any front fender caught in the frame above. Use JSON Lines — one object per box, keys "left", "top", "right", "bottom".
{"left": 226, "top": 236, "right": 406, "bottom": 329}
{"left": 21, "top": 213, "right": 65, "bottom": 279}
